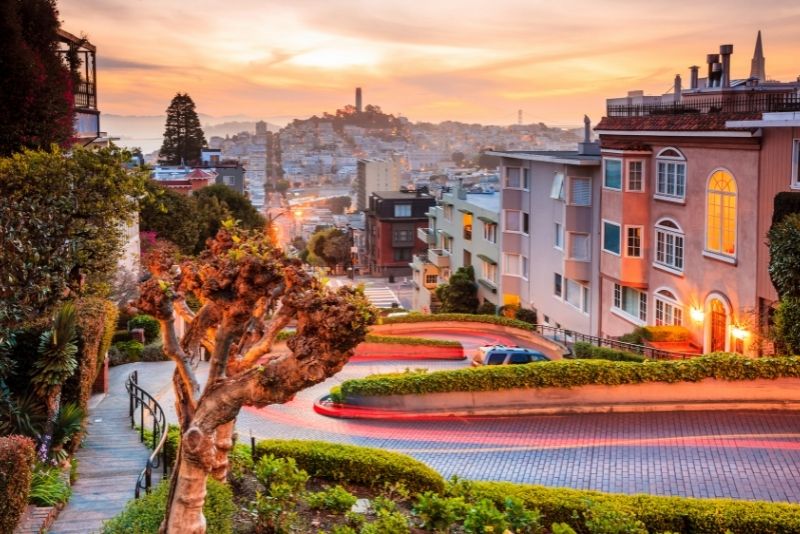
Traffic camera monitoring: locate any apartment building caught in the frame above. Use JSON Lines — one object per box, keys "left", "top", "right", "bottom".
{"left": 356, "top": 158, "right": 402, "bottom": 211}
{"left": 489, "top": 119, "right": 602, "bottom": 334}
{"left": 594, "top": 33, "right": 800, "bottom": 354}
{"left": 411, "top": 185, "right": 501, "bottom": 311}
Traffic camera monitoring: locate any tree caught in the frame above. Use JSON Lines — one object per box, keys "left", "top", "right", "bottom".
{"left": 435, "top": 266, "right": 479, "bottom": 314}
{"left": 768, "top": 213, "right": 800, "bottom": 352}
{"left": 139, "top": 180, "right": 203, "bottom": 254}
{"left": 194, "top": 184, "right": 265, "bottom": 235}
{"left": 0, "top": 147, "right": 147, "bottom": 326}
{"left": 307, "top": 228, "right": 351, "bottom": 269}
{"left": 159, "top": 93, "right": 206, "bottom": 165}
{"left": 134, "top": 224, "right": 375, "bottom": 532}
{"left": 323, "top": 196, "right": 352, "bottom": 215}
{"left": 451, "top": 151, "right": 466, "bottom": 166}
{"left": 0, "top": 0, "right": 75, "bottom": 156}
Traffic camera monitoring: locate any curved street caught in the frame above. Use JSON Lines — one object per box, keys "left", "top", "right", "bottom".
{"left": 134, "top": 327, "right": 800, "bottom": 503}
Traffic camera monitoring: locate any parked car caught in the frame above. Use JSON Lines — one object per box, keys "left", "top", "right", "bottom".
{"left": 472, "top": 345, "right": 550, "bottom": 367}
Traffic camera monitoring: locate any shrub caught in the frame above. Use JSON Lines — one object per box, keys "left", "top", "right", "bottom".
{"left": 572, "top": 342, "right": 645, "bottom": 363}
{"left": 412, "top": 491, "right": 466, "bottom": 532}
{"left": 102, "top": 478, "right": 234, "bottom": 533}
{"left": 140, "top": 423, "right": 180, "bottom": 467}
{"left": 128, "top": 314, "right": 161, "bottom": 344}
{"left": 515, "top": 307, "right": 538, "bottom": 325}
{"left": 503, "top": 496, "right": 544, "bottom": 534}
{"left": 252, "top": 454, "right": 308, "bottom": 533}
{"left": 583, "top": 500, "right": 647, "bottom": 534}
{"left": 307, "top": 485, "right": 357, "bottom": 513}
{"left": 29, "top": 464, "right": 71, "bottom": 506}
{"left": 112, "top": 340, "right": 144, "bottom": 363}
{"left": 360, "top": 509, "right": 410, "bottom": 534}
{"left": 0, "top": 435, "right": 35, "bottom": 533}
{"left": 476, "top": 301, "right": 497, "bottom": 315}
{"left": 140, "top": 342, "right": 168, "bottom": 362}
{"left": 381, "top": 312, "right": 535, "bottom": 332}
{"left": 463, "top": 498, "right": 508, "bottom": 534}
{"left": 640, "top": 326, "right": 691, "bottom": 342}
{"left": 364, "top": 335, "right": 461, "bottom": 348}
{"left": 111, "top": 329, "right": 133, "bottom": 344}
{"left": 254, "top": 439, "right": 445, "bottom": 494}
{"left": 338, "top": 354, "right": 800, "bottom": 399}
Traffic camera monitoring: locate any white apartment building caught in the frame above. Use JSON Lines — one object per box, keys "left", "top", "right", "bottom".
{"left": 356, "top": 158, "right": 403, "bottom": 211}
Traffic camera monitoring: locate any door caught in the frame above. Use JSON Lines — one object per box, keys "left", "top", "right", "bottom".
{"left": 710, "top": 299, "right": 727, "bottom": 352}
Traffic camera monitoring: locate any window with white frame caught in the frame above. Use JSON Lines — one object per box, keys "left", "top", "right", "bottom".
{"left": 554, "top": 222, "right": 564, "bottom": 249}
{"left": 523, "top": 168, "right": 530, "bottom": 190}
{"left": 394, "top": 204, "right": 412, "bottom": 217}
{"left": 505, "top": 210, "right": 529, "bottom": 233}
{"left": 706, "top": 169, "right": 737, "bottom": 257}
{"left": 550, "top": 173, "right": 565, "bottom": 200}
{"left": 613, "top": 283, "right": 647, "bottom": 322}
{"left": 602, "top": 220, "right": 621, "bottom": 255}
{"left": 554, "top": 273, "right": 563, "bottom": 297}
{"left": 655, "top": 148, "right": 686, "bottom": 200}
{"left": 569, "top": 233, "right": 590, "bottom": 260}
{"left": 569, "top": 177, "right": 591, "bottom": 206}
{"left": 654, "top": 289, "right": 683, "bottom": 326}
{"left": 628, "top": 161, "right": 644, "bottom": 191}
{"left": 582, "top": 286, "right": 590, "bottom": 313}
{"left": 604, "top": 158, "right": 622, "bottom": 190}
{"left": 505, "top": 167, "right": 522, "bottom": 188}
{"left": 521, "top": 255, "right": 529, "bottom": 279}
{"left": 425, "top": 274, "right": 438, "bottom": 285}
{"left": 481, "top": 259, "right": 497, "bottom": 284}
{"left": 503, "top": 253, "right": 522, "bottom": 276}
{"left": 483, "top": 221, "right": 497, "bottom": 243}
{"left": 625, "top": 226, "right": 642, "bottom": 258}
{"left": 564, "top": 278, "right": 584, "bottom": 310}
{"left": 793, "top": 139, "right": 800, "bottom": 188}
{"left": 654, "top": 219, "right": 684, "bottom": 272}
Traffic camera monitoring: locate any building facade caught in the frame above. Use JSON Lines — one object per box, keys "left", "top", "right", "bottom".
{"left": 356, "top": 158, "right": 402, "bottom": 211}
{"left": 365, "top": 191, "right": 436, "bottom": 277}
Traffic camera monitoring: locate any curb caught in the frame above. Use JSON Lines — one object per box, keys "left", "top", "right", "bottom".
{"left": 314, "top": 395, "right": 468, "bottom": 421}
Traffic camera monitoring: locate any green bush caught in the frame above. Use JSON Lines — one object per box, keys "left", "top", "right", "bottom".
{"left": 462, "top": 480, "right": 800, "bottom": 534}
{"left": 338, "top": 354, "right": 800, "bottom": 398}
{"left": 0, "top": 435, "right": 35, "bottom": 533}
{"left": 112, "top": 340, "right": 144, "bottom": 363}
{"left": 102, "top": 478, "right": 234, "bottom": 534}
{"left": 140, "top": 424, "right": 181, "bottom": 467}
{"left": 307, "top": 485, "right": 357, "bottom": 513}
{"left": 128, "top": 314, "right": 161, "bottom": 344}
{"left": 572, "top": 342, "right": 645, "bottom": 363}
{"left": 29, "top": 464, "right": 71, "bottom": 506}
{"left": 364, "top": 335, "right": 461, "bottom": 348}
{"left": 252, "top": 454, "right": 308, "bottom": 533}
{"left": 412, "top": 491, "right": 467, "bottom": 533}
{"left": 380, "top": 312, "right": 536, "bottom": 331}
{"left": 140, "top": 342, "right": 168, "bottom": 362}
{"left": 619, "top": 326, "right": 691, "bottom": 344}
{"left": 515, "top": 307, "right": 538, "bottom": 325}
{"left": 254, "top": 439, "right": 445, "bottom": 494}
{"left": 463, "top": 498, "right": 507, "bottom": 534}
{"left": 360, "top": 509, "right": 410, "bottom": 534}
{"left": 111, "top": 329, "right": 133, "bottom": 344}
{"left": 475, "top": 301, "right": 497, "bottom": 315}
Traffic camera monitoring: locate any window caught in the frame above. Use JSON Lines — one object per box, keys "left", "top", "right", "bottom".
{"left": 602, "top": 220, "right": 621, "bottom": 255}
{"left": 486, "top": 352, "right": 505, "bottom": 365}
{"left": 393, "top": 247, "right": 412, "bottom": 261}
{"left": 655, "top": 148, "right": 686, "bottom": 200}
{"left": 509, "top": 353, "right": 531, "bottom": 364}
{"left": 625, "top": 226, "right": 642, "bottom": 257}
{"left": 505, "top": 167, "right": 522, "bottom": 188}
{"left": 604, "top": 159, "right": 622, "bottom": 190}
{"left": 613, "top": 283, "right": 647, "bottom": 322}
{"left": 483, "top": 222, "right": 497, "bottom": 243}
{"left": 655, "top": 219, "right": 684, "bottom": 272}
{"left": 523, "top": 212, "right": 529, "bottom": 234}
{"left": 393, "top": 229, "right": 413, "bottom": 242}
{"left": 481, "top": 260, "right": 497, "bottom": 284}
{"left": 570, "top": 177, "right": 591, "bottom": 206}
{"left": 706, "top": 169, "right": 737, "bottom": 257}
{"left": 654, "top": 289, "right": 683, "bottom": 326}
{"left": 394, "top": 204, "right": 411, "bottom": 217}
{"left": 522, "top": 256, "right": 529, "bottom": 279}
{"left": 443, "top": 204, "right": 453, "bottom": 220}
{"left": 582, "top": 285, "right": 590, "bottom": 314}
{"left": 425, "top": 274, "right": 438, "bottom": 285}
{"left": 569, "top": 233, "right": 590, "bottom": 260}
{"left": 793, "top": 139, "right": 800, "bottom": 188}
{"left": 627, "top": 161, "right": 643, "bottom": 191}
{"left": 554, "top": 273, "right": 563, "bottom": 298}
{"left": 504, "top": 210, "right": 529, "bottom": 234}
{"left": 565, "top": 279, "right": 581, "bottom": 309}
{"left": 550, "top": 173, "right": 565, "bottom": 200}
{"left": 554, "top": 222, "right": 564, "bottom": 249}
{"left": 503, "top": 253, "right": 522, "bottom": 276}
{"left": 523, "top": 168, "right": 530, "bottom": 190}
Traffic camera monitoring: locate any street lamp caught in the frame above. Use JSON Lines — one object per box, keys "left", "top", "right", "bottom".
{"left": 347, "top": 225, "right": 357, "bottom": 280}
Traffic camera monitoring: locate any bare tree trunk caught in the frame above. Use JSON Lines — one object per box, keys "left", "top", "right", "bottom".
{"left": 210, "top": 420, "right": 235, "bottom": 482}
{"left": 38, "top": 389, "right": 61, "bottom": 462}
{"left": 161, "top": 430, "right": 210, "bottom": 534}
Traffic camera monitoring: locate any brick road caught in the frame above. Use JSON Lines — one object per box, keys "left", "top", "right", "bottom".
{"left": 130, "top": 328, "right": 800, "bottom": 504}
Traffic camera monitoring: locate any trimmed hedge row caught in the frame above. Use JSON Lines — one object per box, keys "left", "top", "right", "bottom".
{"left": 467, "top": 480, "right": 800, "bottom": 534}
{"left": 572, "top": 342, "right": 645, "bottom": 363}
{"left": 363, "top": 334, "right": 461, "bottom": 347}
{"left": 254, "top": 439, "right": 445, "bottom": 494}
{"left": 380, "top": 312, "right": 536, "bottom": 331}
{"left": 338, "top": 354, "right": 800, "bottom": 398}
{"left": 0, "top": 435, "right": 35, "bottom": 534}
{"left": 620, "top": 325, "right": 692, "bottom": 344}
{"left": 102, "top": 478, "right": 234, "bottom": 533}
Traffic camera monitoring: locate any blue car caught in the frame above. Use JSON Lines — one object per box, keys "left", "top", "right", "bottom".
{"left": 471, "top": 345, "right": 550, "bottom": 366}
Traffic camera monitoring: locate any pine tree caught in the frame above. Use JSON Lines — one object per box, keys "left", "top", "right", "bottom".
{"left": 159, "top": 93, "right": 206, "bottom": 165}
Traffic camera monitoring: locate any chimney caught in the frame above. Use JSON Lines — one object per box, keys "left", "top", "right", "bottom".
{"left": 707, "top": 54, "right": 720, "bottom": 87}
{"left": 673, "top": 74, "right": 682, "bottom": 103}
{"left": 355, "top": 87, "right": 363, "bottom": 112}
{"left": 577, "top": 115, "right": 600, "bottom": 156}
{"left": 689, "top": 66, "right": 699, "bottom": 90}
{"left": 720, "top": 44, "right": 733, "bottom": 88}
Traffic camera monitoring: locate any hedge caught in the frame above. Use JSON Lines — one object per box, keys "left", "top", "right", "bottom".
{"left": 254, "top": 439, "right": 445, "bottom": 494}
{"left": 572, "top": 342, "right": 645, "bottom": 363}
{"left": 102, "top": 478, "right": 234, "bottom": 534}
{"left": 338, "top": 354, "right": 800, "bottom": 398}
{"left": 128, "top": 314, "right": 160, "bottom": 344}
{"left": 276, "top": 330, "right": 461, "bottom": 348}
{"left": 380, "top": 312, "right": 536, "bottom": 331}
{"left": 620, "top": 325, "right": 691, "bottom": 344}
{"left": 0, "top": 435, "right": 35, "bottom": 533}
{"left": 466, "top": 480, "right": 800, "bottom": 534}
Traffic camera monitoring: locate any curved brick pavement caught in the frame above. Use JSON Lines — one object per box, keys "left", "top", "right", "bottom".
{"left": 131, "top": 328, "right": 800, "bottom": 504}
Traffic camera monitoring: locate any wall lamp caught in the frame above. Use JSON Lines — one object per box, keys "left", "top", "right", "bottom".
{"left": 731, "top": 326, "right": 750, "bottom": 340}
{"left": 690, "top": 307, "right": 705, "bottom": 323}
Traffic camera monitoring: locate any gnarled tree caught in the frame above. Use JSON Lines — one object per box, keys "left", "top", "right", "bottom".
{"left": 134, "top": 223, "right": 375, "bottom": 534}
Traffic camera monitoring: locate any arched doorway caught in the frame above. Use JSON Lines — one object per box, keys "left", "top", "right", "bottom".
{"left": 709, "top": 299, "right": 727, "bottom": 352}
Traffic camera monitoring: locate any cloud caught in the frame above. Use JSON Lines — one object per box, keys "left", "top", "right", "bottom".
{"left": 97, "top": 56, "right": 170, "bottom": 70}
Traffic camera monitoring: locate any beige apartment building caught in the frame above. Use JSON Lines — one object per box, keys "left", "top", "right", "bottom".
{"left": 356, "top": 158, "right": 402, "bottom": 211}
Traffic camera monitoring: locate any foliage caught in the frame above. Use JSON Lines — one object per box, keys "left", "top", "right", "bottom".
{"left": 769, "top": 213, "right": 800, "bottom": 299}
{"left": 138, "top": 180, "right": 202, "bottom": 254}
{"left": 141, "top": 342, "right": 168, "bottom": 362}
{"left": 338, "top": 353, "right": 800, "bottom": 398}
{"left": 462, "top": 498, "right": 507, "bottom": 534}
{"left": 475, "top": 301, "right": 497, "bottom": 315}
{"left": 771, "top": 191, "right": 800, "bottom": 226}
{"left": 50, "top": 402, "right": 86, "bottom": 463}
{"left": 307, "top": 485, "right": 358, "bottom": 513}
{"left": 193, "top": 184, "right": 265, "bottom": 249}
{"left": 360, "top": 509, "right": 410, "bottom": 534}
{"left": 29, "top": 463, "right": 71, "bottom": 506}
{"left": 412, "top": 491, "right": 467, "bottom": 532}
{"left": 380, "top": 312, "right": 535, "bottom": 331}
{"left": 159, "top": 93, "right": 206, "bottom": 165}
{"left": 140, "top": 423, "right": 181, "bottom": 467}
{"left": 773, "top": 297, "right": 800, "bottom": 354}
{"left": 102, "top": 478, "right": 235, "bottom": 534}
{"left": 434, "top": 266, "right": 479, "bottom": 314}
{"left": 128, "top": 314, "right": 161, "bottom": 344}
{"left": 515, "top": 307, "right": 538, "bottom": 325}
{"left": 572, "top": 342, "right": 645, "bottom": 363}
{"left": 503, "top": 496, "right": 544, "bottom": 534}
{"left": 364, "top": 335, "right": 461, "bottom": 347}
{"left": 112, "top": 340, "right": 144, "bottom": 362}
{"left": 0, "top": 0, "right": 74, "bottom": 156}
{"left": 252, "top": 454, "right": 308, "bottom": 534}
{"left": 619, "top": 326, "right": 691, "bottom": 345}
{"left": 307, "top": 227, "right": 352, "bottom": 268}
{"left": 582, "top": 500, "right": 647, "bottom": 534}
{"left": 254, "top": 439, "right": 445, "bottom": 494}
{"left": 0, "top": 147, "right": 147, "bottom": 325}
{"left": 0, "top": 435, "right": 35, "bottom": 533}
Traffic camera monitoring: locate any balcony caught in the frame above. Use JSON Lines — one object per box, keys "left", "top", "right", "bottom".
{"left": 417, "top": 227, "right": 436, "bottom": 245}
{"left": 428, "top": 248, "right": 451, "bottom": 268}
{"left": 607, "top": 92, "right": 800, "bottom": 117}
{"left": 564, "top": 259, "right": 591, "bottom": 283}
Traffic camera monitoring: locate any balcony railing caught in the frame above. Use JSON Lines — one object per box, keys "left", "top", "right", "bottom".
{"left": 417, "top": 227, "right": 435, "bottom": 245}
{"left": 607, "top": 92, "right": 800, "bottom": 117}
{"left": 74, "top": 80, "right": 97, "bottom": 110}
{"left": 428, "top": 248, "right": 451, "bottom": 268}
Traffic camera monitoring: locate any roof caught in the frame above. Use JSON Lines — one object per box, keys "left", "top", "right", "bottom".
{"left": 486, "top": 150, "right": 600, "bottom": 166}
{"left": 596, "top": 113, "right": 762, "bottom": 133}
{"left": 371, "top": 191, "right": 434, "bottom": 201}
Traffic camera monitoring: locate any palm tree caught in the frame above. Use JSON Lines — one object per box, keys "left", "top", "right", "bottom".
{"left": 31, "top": 303, "right": 78, "bottom": 461}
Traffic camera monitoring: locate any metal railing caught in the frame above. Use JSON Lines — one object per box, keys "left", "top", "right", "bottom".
{"left": 126, "top": 370, "right": 169, "bottom": 498}
{"left": 531, "top": 324, "right": 698, "bottom": 360}
{"left": 607, "top": 92, "right": 800, "bottom": 117}
{"left": 74, "top": 81, "right": 97, "bottom": 109}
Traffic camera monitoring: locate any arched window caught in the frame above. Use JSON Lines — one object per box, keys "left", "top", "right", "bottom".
{"left": 655, "top": 147, "right": 686, "bottom": 200}
{"left": 654, "top": 218, "right": 684, "bottom": 273}
{"left": 654, "top": 288, "right": 683, "bottom": 326}
{"left": 706, "top": 170, "right": 737, "bottom": 257}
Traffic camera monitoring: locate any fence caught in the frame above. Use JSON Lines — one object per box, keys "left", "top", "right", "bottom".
{"left": 126, "top": 370, "right": 169, "bottom": 498}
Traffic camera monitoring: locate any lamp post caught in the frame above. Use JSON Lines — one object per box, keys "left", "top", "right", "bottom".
{"left": 347, "top": 225, "right": 357, "bottom": 280}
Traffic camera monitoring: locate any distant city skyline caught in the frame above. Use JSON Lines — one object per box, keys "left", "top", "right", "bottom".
{"left": 59, "top": 0, "right": 800, "bottom": 126}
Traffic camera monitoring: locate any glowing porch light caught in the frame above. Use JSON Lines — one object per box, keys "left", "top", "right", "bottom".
{"left": 731, "top": 326, "right": 750, "bottom": 340}
{"left": 690, "top": 307, "right": 705, "bottom": 323}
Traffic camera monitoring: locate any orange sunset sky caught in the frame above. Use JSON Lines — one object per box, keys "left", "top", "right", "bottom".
{"left": 59, "top": 0, "right": 800, "bottom": 127}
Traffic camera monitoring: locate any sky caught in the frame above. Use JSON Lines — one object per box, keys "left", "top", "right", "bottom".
{"left": 59, "top": 0, "right": 800, "bottom": 127}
